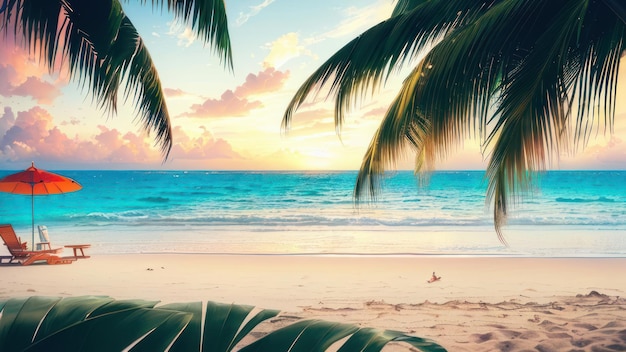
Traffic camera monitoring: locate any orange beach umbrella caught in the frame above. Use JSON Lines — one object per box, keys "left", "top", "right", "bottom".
{"left": 0, "top": 162, "right": 82, "bottom": 249}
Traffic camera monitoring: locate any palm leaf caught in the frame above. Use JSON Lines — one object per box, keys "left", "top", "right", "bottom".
{"left": 88, "top": 297, "right": 160, "bottom": 317}
{"left": 240, "top": 319, "right": 359, "bottom": 352}
{"left": 0, "top": 296, "right": 61, "bottom": 351}
{"left": 0, "top": 296, "right": 446, "bottom": 351}
{"left": 1, "top": 0, "right": 232, "bottom": 157}
{"left": 282, "top": 0, "right": 495, "bottom": 132}
{"left": 201, "top": 301, "right": 280, "bottom": 352}
{"left": 24, "top": 308, "right": 192, "bottom": 351}
{"left": 338, "top": 327, "right": 447, "bottom": 352}
{"left": 159, "top": 0, "right": 232, "bottom": 69}
{"left": 157, "top": 301, "right": 203, "bottom": 352}
{"left": 241, "top": 319, "right": 447, "bottom": 352}
{"left": 35, "top": 296, "right": 116, "bottom": 341}
{"left": 288, "top": 0, "right": 625, "bottom": 241}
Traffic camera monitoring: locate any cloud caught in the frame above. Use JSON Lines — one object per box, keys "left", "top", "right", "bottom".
{"left": 185, "top": 90, "right": 262, "bottom": 118}
{"left": 325, "top": 3, "right": 393, "bottom": 39}
{"left": 0, "top": 107, "right": 16, "bottom": 138}
{"left": 10, "top": 76, "right": 61, "bottom": 104}
{"left": 167, "top": 21, "right": 197, "bottom": 47}
{"left": 181, "top": 67, "right": 289, "bottom": 118}
{"left": 0, "top": 35, "right": 50, "bottom": 81}
{"left": 164, "top": 88, "right": 190, "bottom": 98}
{"left": 284, "top": 108, "right": 334, "bottom": 132}
{"left": 236, "top": 0, "right": 276, "bottom": 26}
{"left": 560, "top": 134, "right": 626, "bottom": 169}
{"left": 263, "top": 33, "right": 314, "bottom": 69}
{"left": 0, "top": 106, "right": 249, "bottom": 167}
{"left": 0, "top": 37, "right": 63, "bottom": 104}
{"left": 169, "top": 126, "right": 244, "bottom": 161}
{"left": 0, "top": 106, "right": 160, "bottom": 164}
{"left": 363, "top": 107, "right": 387, "bottom": 119}
{"left": 234, "top": 67, "right": 290, "bottom": 96}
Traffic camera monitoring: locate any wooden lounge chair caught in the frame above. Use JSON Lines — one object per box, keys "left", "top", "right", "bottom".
{"left": 38, "top": 225, "right": 91, "bottom": 259}
{"left": 0, "top": 224, "right": 73, "bottom": 265}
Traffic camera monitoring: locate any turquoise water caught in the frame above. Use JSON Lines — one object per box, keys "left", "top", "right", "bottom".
{"left": 0, "top": 170, "right": 625, "bottom": 257}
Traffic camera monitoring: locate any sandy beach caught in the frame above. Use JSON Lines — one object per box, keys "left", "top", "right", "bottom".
{"left": 1, "top": 254, "right": 625, "bottom": 351}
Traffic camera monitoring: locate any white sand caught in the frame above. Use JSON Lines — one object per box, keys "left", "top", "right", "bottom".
{"left": 1, "top": 254, "right": 625, "bottom": 351}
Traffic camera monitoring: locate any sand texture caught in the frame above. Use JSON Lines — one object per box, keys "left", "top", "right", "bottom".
{"left": 1, "top": 254, "right": 625, "bottom": 351}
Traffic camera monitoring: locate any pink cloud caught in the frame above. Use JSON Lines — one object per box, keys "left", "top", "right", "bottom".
{"left": 560, "top": 135, "right": 626, "bottom": 169}
{"left": 284, "top": 108, "right": 335, "bottom": 134}
{"left": 0, "top": 36, "right": 64, "bottom": 104}
{"left": 363, "top": 107, "right": 387, "bottom": 119}
{"left": 164, "top": 88, "right": 188, "bottom": 98}
{"left": 182, "top": 67, "right": 289, "bottom": 118}
{"left": 169, "top": 126, "right": 243, "bottom": 161}
{"left": 0, "top": 106, "right": 160, "bottom": 164}
{"left": 0, "top": 106, "right": 244, "bottom": 167}
{"left": 185, "top": 90, "right": 262, "bottom": 117}
{"left": 11, "top": 76, "right": 61, "bottom": 104}
{"left": 234, "top": 67, "right": 290, "bottom": 97}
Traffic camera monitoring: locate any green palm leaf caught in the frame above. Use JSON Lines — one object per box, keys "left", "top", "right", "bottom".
{"left": 0, "top": 296, "right": 61, "bottom": 351}
{"left": 240, "top": 319, "right": 359, "bottom": 352}
{"left": 25, "top": 308, "right": 192, "bottom": 352}
{"left": 285, "top": 0, "right": 626, "bottom": 242}
{"left": 35, "top": 296, "right": 116, "bottom": 341}
{"left": 241, "top": 319, "right": 446, "bottom": 352}
{"left": 338, "top": 328, "right": 446, "bottom": 352}
{"left": 157, "top": 300, "right": 280, "bottom": 352}
{"left": 0, "top": 296, "right": 446, "bottom": 351}
{"left": 1, "top": 0, "right": 232, "bottom": 157}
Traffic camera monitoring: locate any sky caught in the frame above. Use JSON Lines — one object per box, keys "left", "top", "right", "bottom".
{"left": 0, "top": 0, "right": 625, "bottom": 171}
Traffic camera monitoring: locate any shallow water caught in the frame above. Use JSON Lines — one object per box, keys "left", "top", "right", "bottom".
{"left": 1, "top": 170, "right": 625, "bottom": 257}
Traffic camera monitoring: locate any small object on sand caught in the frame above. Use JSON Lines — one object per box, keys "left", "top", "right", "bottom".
{"left": 428, "top": 271, "right": 441, "bottom": 283}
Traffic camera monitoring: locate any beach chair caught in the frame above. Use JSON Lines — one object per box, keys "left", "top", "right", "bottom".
{"left": 37, "top": 225, "right": 91, "bottom": 259}
{"left": 37, "top": 225, "right": 52, "bottom": 250}
{"left": 0, "top": 224, "right": 72, "bottom": 265}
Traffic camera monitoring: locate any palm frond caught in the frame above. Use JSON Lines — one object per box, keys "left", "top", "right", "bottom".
{"left": 0, "top": 296, "right": 447, "bottom": 352}
{"left": 601, "top": 0, "right": 626, "bottom": 24}
{"left": 144, "top": 0, "right": 232, "bottom": 69}
{"left": 282, "top": 0, "right": 498, "bottom": 133}
{"left": 1, "top": 0, "right": 233, "bottom": 158}
{"left": 341, "top": 0, "right": 626, "bottom": 241}
{"left": 167, "top": 0, "right": 232, "bottom": 69}
{"left": 484, "top": 0, "right": 622, "bottom": 239}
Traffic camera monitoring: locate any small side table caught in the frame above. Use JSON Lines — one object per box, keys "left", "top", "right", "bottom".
{"left": 64, "top": 244, "right": 91, "bottom": 259}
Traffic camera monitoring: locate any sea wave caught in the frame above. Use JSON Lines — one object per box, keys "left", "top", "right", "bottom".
{"left": 555, "top": 196, "right": 616, "bottom": 203}
{"left": 62, "top": 209, "right": 626, "bottom": 229}
{"left": 138, "top": 196, "right": 170, "bottom": 203}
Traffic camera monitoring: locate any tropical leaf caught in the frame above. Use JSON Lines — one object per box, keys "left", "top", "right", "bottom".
{"left": 240, "top": 319, "right": 359, "bottom": 351}
{"left": 25, "top": 308, "right": 192, "bottom": 351}
{"left": 35, "top": 296, "right": 116, "bottom": 340}
{"left": 0, "top": 0, "right": 232, "bottom": 157}
{"left": 241, "top": 319, "right": 447, "bottom": 352}
{"left": 0, "top": 296, "right": 446, "bottom": 351}
{"left": 338, "top": 327, "right": 447, "bottom": 352}
{"left": 158, "top": 301, "right": 204, "bottom": 352}
{"left": 284, "top": 0, "right": 626, "bottom": 242}
{"left": 158, "top": 300, "right": 280, "bottom": 352}
{"left": 0, "top": 296, "right": 61, "bottom": 351}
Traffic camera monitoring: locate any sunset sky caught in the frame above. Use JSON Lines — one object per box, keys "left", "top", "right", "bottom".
{"left": 0, "top": 0, "right": 625, "bottom": 171}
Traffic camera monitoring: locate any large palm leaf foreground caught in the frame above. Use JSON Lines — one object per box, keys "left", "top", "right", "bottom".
{"left": 284, "top": 0, "right": 626, "bottom": 243}
{"left": 0, "top": 296, "right": 446, "bottom": 351}
{"left": 0, "top": 0, "right": 232, "bottom": 157}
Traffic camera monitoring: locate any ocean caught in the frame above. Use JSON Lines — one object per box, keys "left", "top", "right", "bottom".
{"left": 1, "top": 170, "right": 625, "bottom": 257}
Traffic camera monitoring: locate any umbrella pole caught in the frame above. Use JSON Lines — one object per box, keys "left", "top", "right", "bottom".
{"left": 31, "top": 187, "right": 35, "bottom": 251}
